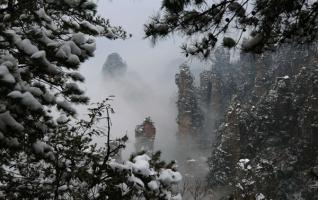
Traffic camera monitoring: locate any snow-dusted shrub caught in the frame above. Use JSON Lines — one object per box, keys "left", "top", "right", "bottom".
{"left": 0, "top": 99, "right": 182, "bottom": 199}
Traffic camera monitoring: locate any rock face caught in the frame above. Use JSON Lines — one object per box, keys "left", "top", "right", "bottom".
{"left": 174, "top": 46, "right": 318, "bottom": 199}
{"left": 199, "top": 49, "right": 237, "bottom": 124}
{"left": 175, "top": 64, "right": 203, "bottom": 134}
{"left": 102, "top": 53, "right": 127, "bottom": 76}
{"left": 175, "top": 49, "right": 237, "bottom": 136}
{"left": 207, "top": 45, "right": 318, "bottom": 199}
{"left": 135, "top": 117, "right": 156, "bottom": 153}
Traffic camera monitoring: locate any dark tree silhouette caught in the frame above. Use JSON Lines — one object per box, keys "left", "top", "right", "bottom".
{"left": 145, "top": 0, "right": 318, "bottom": 57}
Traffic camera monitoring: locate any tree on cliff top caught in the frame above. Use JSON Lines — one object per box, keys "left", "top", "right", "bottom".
{"left": 144, "top": 0, "right": 318, "bottom": 58}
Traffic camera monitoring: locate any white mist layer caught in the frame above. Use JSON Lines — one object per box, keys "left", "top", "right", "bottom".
{"left": 79, "top": 51, "right": 184, "bottom": 160}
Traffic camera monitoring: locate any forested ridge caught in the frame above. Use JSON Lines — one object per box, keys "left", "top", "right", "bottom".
{"left": 0, "top": 0, "right": 317, "bottom": 199}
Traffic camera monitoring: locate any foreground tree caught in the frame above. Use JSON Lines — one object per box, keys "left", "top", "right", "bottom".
{"left": 145, "top": 0, "right": 318, "bottom": 57}
{"left": 0, "top": 1, "right": 183, "bottom": 199}
{"left": 1, "top": 99, "right": 183, "bottom": 199}
{"left": 0, "top": 0, "right": 125, "bottom": 166}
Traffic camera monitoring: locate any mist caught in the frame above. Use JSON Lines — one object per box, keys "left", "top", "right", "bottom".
{"left": 76, "top": 2, "right": 216, "bottom": 185}
{"left": 79, "top": 0, "right": 181, "bottom": 160}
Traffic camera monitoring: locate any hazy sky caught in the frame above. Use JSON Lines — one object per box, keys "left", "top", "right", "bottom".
{"left": 82, "top": 0, "right": 184, "bottom": 81}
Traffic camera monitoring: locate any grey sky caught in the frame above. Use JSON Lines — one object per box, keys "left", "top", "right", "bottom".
{"left": 82, "top": 0, "right": 183, "bottom": 80}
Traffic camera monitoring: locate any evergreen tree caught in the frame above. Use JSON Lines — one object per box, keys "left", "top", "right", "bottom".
{"left": 0, "top": 0, "right": 126, "bottom": 166}
{"left": 207, "top": 44, "right": 318, "bottom": 199}
{"left": 1, "top": 99, "right": 183, "bottom": 199}
{"left": 0, "top": 1, "right": 183, "bottom": 199}
{"left": 144, "top": 0, "right": 318, "bottom": 57}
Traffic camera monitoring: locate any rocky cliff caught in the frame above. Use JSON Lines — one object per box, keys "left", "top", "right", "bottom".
{"left": 102, "top": 52, "right": 127, "bottom": 76}
{"left": 175, "top": 64, "right": 203, "bottom": 134}
{"left": 135, "top": 117, "right": 156, "bottom": 153}
{"left": 207, "top": 45, "right": 318, "bottom": 199}
{"left": 175, "top": 49, "right": 238, "bottom": 137}
{"left": 175, "top": 45, "right": 318, "bottom": 199}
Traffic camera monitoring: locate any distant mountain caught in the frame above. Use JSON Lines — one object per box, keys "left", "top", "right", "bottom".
{"left": 102, "top": 53, "right": 127, "bottom": 76}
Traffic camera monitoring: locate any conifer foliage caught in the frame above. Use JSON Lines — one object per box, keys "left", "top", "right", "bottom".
{"left": 0, "top": 1, "right": 182, "bottom": 199}
{"left": 145, "top": 0, "right": 318, "bottom": 57}
{"left": 0, "top": 0, "right": 125, "bottom": 160}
